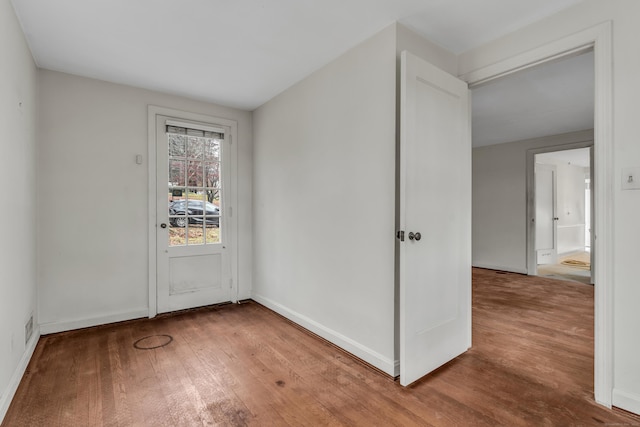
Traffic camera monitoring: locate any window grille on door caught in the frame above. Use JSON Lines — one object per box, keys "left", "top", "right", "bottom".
{"left": 166, "top": 124, "right": 224, "bottom": 246}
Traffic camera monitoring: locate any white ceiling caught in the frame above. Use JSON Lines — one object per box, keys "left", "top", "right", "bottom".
{"left": 400, "top": 0, "right": 584, "bottom": 55}
{"left": 11, "top": 0, "right": 583, "bottom": 112}
{"left": 472, "top": 51, "right": 594, "bottom": 148}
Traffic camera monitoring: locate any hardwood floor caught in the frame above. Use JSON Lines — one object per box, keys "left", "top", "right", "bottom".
{"left": 4, "top": 269, "right": 640, "bottom": 426}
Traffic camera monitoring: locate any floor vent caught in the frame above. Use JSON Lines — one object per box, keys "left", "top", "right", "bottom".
{"left": 25, "top": 314, "right": 33, "bottom": 345}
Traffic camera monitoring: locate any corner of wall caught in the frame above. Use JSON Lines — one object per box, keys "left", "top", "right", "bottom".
{"left": 252, "top": 294, "right": 397, "bottom": 377}
{"left": 395, "top": 23, "right": 458, "bottom": 75}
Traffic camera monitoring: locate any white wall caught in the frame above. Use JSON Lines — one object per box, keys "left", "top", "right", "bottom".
{"left": 37, "top": 70, "right": 253, "bottom": 332}
{"left": 462, "top": 0, "right": 640, "bottom": 413}
{"left": 252, "top": 24, "right": 398, "bottom": 375}
{"left": 472, "top": 130, "right": 592, "bottom": 273}
{"left": 252, "top": 23, "right": 458, "bottom": 376}
{"left": 536, "top": 156, "right": 588, "bottom": 255}
{"left": 0, "top": 0, "right": 38, "bottom": 420}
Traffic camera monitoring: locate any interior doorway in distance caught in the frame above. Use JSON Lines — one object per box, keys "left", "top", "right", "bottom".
{"left": 534, "top": 147, "right": 593, "bottom": 285}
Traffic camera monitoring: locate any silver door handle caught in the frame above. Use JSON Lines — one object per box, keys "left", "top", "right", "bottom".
{"left": 408, "top": 232, "right": 421, "bottom": 241}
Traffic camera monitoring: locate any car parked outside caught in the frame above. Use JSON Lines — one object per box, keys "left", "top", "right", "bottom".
{"left": 169, "top": 200, "right": 220, "bottom": 227}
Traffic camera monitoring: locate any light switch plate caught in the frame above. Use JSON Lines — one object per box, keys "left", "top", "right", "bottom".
{"left": 621, "top": 167, "right": 640, "bottom": 190}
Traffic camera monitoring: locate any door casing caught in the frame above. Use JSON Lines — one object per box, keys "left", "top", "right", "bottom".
{"left": 461, "top": 22, "right": 613, "bottom": 407}
{"left": 148, "top": 105, "right": 238, "bottom": 318}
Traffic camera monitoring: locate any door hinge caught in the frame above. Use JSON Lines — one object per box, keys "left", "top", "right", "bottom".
{"left": 228, "top": 135, "right": 232, "bottom": 145}
{"left": 228, "top": 206, "right": 233, "bottom": 217}
{"left": 396, "top": 230, "right": 405, "bottom": 242}
{"left": 229, "top": 278, "right": 233, "bottom": 289}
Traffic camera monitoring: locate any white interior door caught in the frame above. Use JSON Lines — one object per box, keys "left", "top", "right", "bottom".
{"left": 535, "top": 163, "right": 558, "bottom": 265}
{"left": 399, "top": 51, "right": 471, "bottom": 386}
{"left": 156, "top": 115, "right": 233, "bottom": 313}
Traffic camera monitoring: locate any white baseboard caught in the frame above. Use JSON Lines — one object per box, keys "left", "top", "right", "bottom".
{"left": 472, "top": 263, "right": 528, "bottom": 275}
{"left": 39, "top": 308, "right": 149, "bottom": 335}
{"left": 0, "top": 327, "right": 40, "bottom": 424}
{"left": 613, "top": 389, "right": 640, "bottom": 416}
{"left": 252, "top": 293, "right": 396, "bottom": 376}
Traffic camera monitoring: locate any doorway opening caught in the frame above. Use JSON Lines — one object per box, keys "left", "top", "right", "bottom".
{"left": 467, "top": 33, "right": 609, "bottom": 402}
{"left": 533, "top": 147, "right": 593, "bottom": 285}
{"left": 464, "top": 21, "right": 612, "bottom": 407}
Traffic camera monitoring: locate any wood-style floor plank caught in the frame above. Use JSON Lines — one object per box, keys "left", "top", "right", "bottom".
{"left": 4, "top": 269, "right": 640, "bottom": 426}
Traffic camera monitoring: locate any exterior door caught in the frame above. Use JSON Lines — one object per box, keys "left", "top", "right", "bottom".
{"left": 535, "top": 163, "right": 558, "bottom": 265}
{"left": 156, "top": 115, "right": 233, "bottom": 313}
{"left": 399, "top": 51, "right": 472, "bottom": 386}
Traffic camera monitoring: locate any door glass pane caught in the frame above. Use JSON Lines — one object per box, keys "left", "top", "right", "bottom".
{"left": 205, "top": 162, "right": 220, "bottom": 188}
{"left": 168, "top": 134, "right": 186, "bottom": 157}
{"left": 186, "top": 189, "right": 204, "bottom": 228}
{"left": 207, "top": 189, "right": 221, "bottom": 207}
{"left": 188, "top": 224, "right": 205, "bottom": 245}
{"left": 169, "top": 160, "right": 185, "bottom": 187}
{"left": 204, "top": 138, "right": 221, "bottom": 161}
{"left": 187, "top": 160, "right": 203, "bottom": 187}
{"left": 169, "top": 187, "right": 185, "bottom": 202}
{"left": 205, "top": 218, "right": 220, "bottom": 244}
{"left": 187, "top": 136, "right": 204, "bottom": 159}
{"left": 169, "top": 227, "right": 186, "bottom": 247}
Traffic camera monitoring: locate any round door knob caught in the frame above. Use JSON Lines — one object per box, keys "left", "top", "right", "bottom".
{"left": 414, "top": 232, "right": 421, "bottom": 241}
{"left": 160, "top": 223, "right": 167, "bottom": 229}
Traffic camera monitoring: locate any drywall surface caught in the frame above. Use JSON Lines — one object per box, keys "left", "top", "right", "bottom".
{"left": 462, "top": 0, "right": 640, "bottom": 413}
{"left": 472, "top": 130, "right": 592, "bottom": 273}
{"left": 252, "top": 25, "right": 397, "bottom": 374}
{"left": 0, "top": 0, "right": 38, "bottom": 420}
{"left": 37, "top": 71, "right": 252, "bottom": 330}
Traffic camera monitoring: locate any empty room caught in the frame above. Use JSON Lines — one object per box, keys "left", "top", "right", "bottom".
{"left": 2, "top": 0, "right": 640, "bottom": 425}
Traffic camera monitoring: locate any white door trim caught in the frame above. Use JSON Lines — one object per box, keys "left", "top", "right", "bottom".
{"left": 461, "top": 21, "right": 613, "bottom": 407}
{"left": 148, "top": 105, "right": 239, "bottom": 318}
